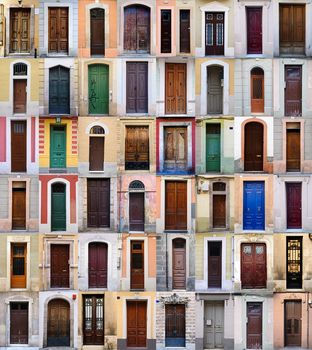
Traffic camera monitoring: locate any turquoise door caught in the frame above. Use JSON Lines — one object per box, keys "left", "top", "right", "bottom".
{"left": 51, "top": 183, "right": 66, "bottom": 231}
{"left": 206, "top": 124, "right": 221, "bottom": 172}
{"left": 88, "top": 64, "right": 109, "bottom": 114}
{"left": 50, "top": 126, "right": 66, "bottom": 168}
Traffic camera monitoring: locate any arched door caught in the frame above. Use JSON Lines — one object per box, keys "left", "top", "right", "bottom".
{"left": 244, "top": 122, "right": 264, "bottom": 171}
{"left": 172, "top": 238, "right": 186, "bottom": 290}
{"left": 207, "top": 66, "right": 223, "bottom": 114}
{"left": 47, "top": 299, "right": 70, "bottom": 347}
{"left": 51, "top": 183, "right": 66, "bottom": 231}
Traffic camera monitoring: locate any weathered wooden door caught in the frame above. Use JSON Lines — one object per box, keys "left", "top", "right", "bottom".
{"left": 90, "top": 8, "right": 105, "bottom": 56}
{"left": 161, "top": 10, "right": 171, "bottom": 53}
{"left": 172, "top": 238, "right": 186, "bottom": 290}
{"left": 47, "top": 299, "right": 70, "bottom": 346}
{"left": 286, "top": 128, "right": 300, "bottom": 171}
{"left": 48, "top": 7, "right": 68, "bottom": 54}
{"left": 165, "top": 304, "right": 185, "bottom": 347}
{"left": 285, "top": 301, "right": 302, "bottom": 346}
{"left": 87, "top": 179, "right": 110, "bottom": 228}
{"left": 165, "top": 63, "right": 186, "bottom": 114}
{"left": 243, "top": 181, "right": 265, "bottom": 230}
{"left": 286, "top": 183, "right": 302, "bottom": 229}
{"left": 126, "top": 62, "right": 148, "bottom": 113}
{"left": 244, "top": 122, "right": 263, "bottom": 171}
{"left": 164, "top": 127, "right": 187, "bottom": 172}
{"left": 213, "top": 195, "right": 226, "bottom": 228}
{"left": 204, "top": 302, "right": 224, "bottom": 349}
{"left": 247, "top": 8, "right": 262, "bottom": 54}
{"left": 207, "top": 66, "right": 223, "bottom": 114}
{"left": 89, "top": 137, "right": 104, "bottom": 171}
{"left": 10, "top": 8, "right": 30, "bottom": 53}
{"left": 83, "top": 295, "right": 104, "bottom": 345}
{"left": 127, "top": 301, "right": 147, "bottom": 347}
{"left": 208, "top": 242, "right": 222, "bottom": 288}
{"left": 88, "top": 64, "right": 109, "bottom": 114}
{"left": 206, "top": 124, "right": 221, "bottom": 172}
{"left": 130, "top": 241, "right": 144, "bottom": 290}
{"left": 51, "top": 183, "right": 66, "bottom": 231}
{"left": 251, "top": 68, "right": 264, "bottom": 113}
{"left": 165, "top": 181, "right": 187, "bottom": 230}
{"left": 11, "top": 243, "right": 27, "bottom": 288}
{"left": 129, "top": 193, "right": 144, "bottom": 231}
{"left": 241, "top": 243, "right": 266, "bottom": 289}
{"left": 14, "top": 79, "right": 27, "bottom": 113}
{"left": 49, "top": 66, "right": 70, "bottom": 114}
{"left": 11, "top": 121, "right": 26, "bottom": 172}
{"left": 180, "top": 10, "right": 190, "bottom": 53}
{"left": 12, "top": 188, "right": 26, "bottom": 230}
{"left": 10, "top": 302, "right": 28, "bottom": 344}
{"left": 285, "top": 65, "right": 302, "bottom": 116}
{"left": 280, "top": 5, "right": 305, "bottom": 55}
{"left": 287, "top": 237, "right": 302, "bottom": 289}
{"left": 247, "top": 303, "right": 262, "bottom": 349}
{"left": 50, "top": 125, "right": 66, "bottom": 168}
{"left": 51, "top": 244, "right": 69, "bottom": 288}
{"left": 125, "top": 126, "right": 149, "bottom": 170}
{"left": 88, "top": 242, "right": 108, "bottom": 288}
{"left": 205, "top": 12, "right": 224, "bottom": 55}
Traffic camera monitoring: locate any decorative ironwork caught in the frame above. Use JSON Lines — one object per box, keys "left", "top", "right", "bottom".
{"left": 129, "top": 180, "right": 145, "bottom": 190}
{"left": 13, "top": 63, "right": 27, "bottom": 76}
{"left": 90, "top": 126, "right": 105, "bottom": 135}
{"left": 159, "top": 293, "right": 190, "bottom": 307}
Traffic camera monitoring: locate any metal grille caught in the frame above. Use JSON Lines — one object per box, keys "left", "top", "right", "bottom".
{"left": 213, "top": 182, "right": 226, "bottom": 191}
{"left": 90, "top": 126, "right": 105, "bottom": 135}
{"left": 129, "top": 180, "right": 145, "bottom": 190}
{"left": 287, "top": 239, "right": 301, "bottom": 274}
{"left": 13, "top": 63, "right": 27, "bottom": 76}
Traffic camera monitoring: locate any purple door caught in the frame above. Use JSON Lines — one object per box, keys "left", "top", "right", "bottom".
{"left": 247, "top": 7, "right": 262, "bottom": 54}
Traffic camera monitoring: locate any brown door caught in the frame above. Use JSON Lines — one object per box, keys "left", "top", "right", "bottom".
{"left": 126, "top": 62, "right": 148, "bottom": 113}
{"left": 10, "top": 302, "right": 28, "bottom": 344}
{"left": 90, "top": 8, "right": 105, "bottom": 56}
{"left": 50, "top": 244, "right": 69, "bottom": 288}
{"left": 207, "top": 66, "right": 223, "bottom": 114}
{"left": 10, "top": 8, "right": 30, "bottom": 53}
{"left": 88, "top": 242, "right": 108, "bottom": 288}
{"left": 161, "top": 9, "right": 171, "bottom": 53}
{"left": 280, "top": 5, "right": 305, "bottom": 55}
{"left": 89, "top": 137, "right": 104, "bottom": 171}
{"left": 286, "top": 183, "right": 302, "bottom": 229}
{"left": 12, "top": 188, "right": 26, "bottom": 230}
{"left": 13, "top": 79, "right": 27, "bottom": 114}
{"left": 172, "top": 238, "right": 186, "bottom": 290}
{"left": 247, "top": 7, "right": 262, "bottom": 54}
{"left": 48, "top": 7, "right": 68, "bottom": 54}
{"left": 165, "top": 181, "right": 187, "bottom": 230}
{"left": 47, "top": 299, "right": 70, "bottom": 347}
{"left": 165, "top": 63, "right": 186, "bottom": 114}
{"left": 130, "top": 241, "right": 144, "bottom": 290}
{"left": 127, "top": 301, "right": 147, "bottom": 347}
{"left": 83, "top": 295, "right": 104, "bottom": 345}
{"left": 213, "top": 195, "right": 226, "bottom": 228}
{"left": 287, "top": 128, "right": 300, "bottom": 172}
{"left": 208, "top": 241, "right": 222, "bottom": 288}
{"left": 165, "top": 304, "right": 186, "bottom": 347}
{"left": 285, "top": 65, "right": 302, "bottom": 116}
{"left": 244, "top": 122, "right": 263, "bottom": 171}
{"left": 205, "top": 12, "right": 224, "bottom": 55}
{"left": 164, "top": 126, "right": 187, "bottom": 172}
{"left": 285, "top": 300, "right": 302, "bottom": 346}
{"left": 129, "top": 193, "right": 144, "bottom": 232}
{"left": 125, "top": 126, "right": 149, "bottom": 170}
{"left": 251, "top": 68, "right": 264, "bottom": 113}
{"left": 11, "top": 121, "right": 26, "bottom": 172}
{"left": 247, "top": 302, "right": 262, "bottom": 349}
{"left": 11, "top": 243, "right": 26, "bottom": 288}
{"left": 87, "top": 179, "right": 110, "bottom": 228}
{"left": 241, "top": 243, "right": 266, "bottom": 289}
{"left": 180, "top": 10, "right": 190, "bottom": 53}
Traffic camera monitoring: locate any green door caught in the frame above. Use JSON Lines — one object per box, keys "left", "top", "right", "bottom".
{"left": 50, "top": 126, "right": 66, "bottom": 168}
{"left": 206, "top": 124, "right": 221, "bottom": 172}
{"left": 51, "top": 183, "right": 66, "bottom": 231}
{"left": 88, "top": 64, "right": 109, "bottom": 114}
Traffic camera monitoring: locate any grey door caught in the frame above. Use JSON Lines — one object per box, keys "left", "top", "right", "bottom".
{"left": 204, "top": 302, "right": 224, "bottom": 349}
{"left": 207, "top": 66, "right": 223, "bottom": 114}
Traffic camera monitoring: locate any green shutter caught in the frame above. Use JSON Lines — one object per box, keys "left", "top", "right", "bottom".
{"left": 50, "top": 126, "right": 66, "bottom": 168}
{"left": 88, "top": 64, "right": 109, "bottom": 114}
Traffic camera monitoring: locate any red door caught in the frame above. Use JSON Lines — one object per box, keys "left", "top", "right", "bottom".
{"left": 247, "top": 303, "right": 262, "bottom": 349}
{"left": 247, "top": 7, "right": 262, "bottom": 54}
{"left": 165, "top": 181, "right": 187, "bottom": 230}
{"left": 286, "top": 183, "right": 302, "bottom": 229}
{"left": 127, "top": 301, "right": 147, "bottom": 347}
{"left": 50, "top": 244, "right": 69, "bottom": 288}
{"left": 88, "top": 242, "right": 108, "bottom": 288}
{"left": 172, "top": 238, "right": 186, "bottom": 290}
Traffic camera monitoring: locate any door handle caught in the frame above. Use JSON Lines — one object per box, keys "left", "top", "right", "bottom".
{"left": 62, "top": 269, "right": 67, "bottom": 272}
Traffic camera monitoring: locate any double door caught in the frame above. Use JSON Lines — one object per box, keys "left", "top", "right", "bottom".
{"left": 10, "top": 8, "right": 30, "bottom": 53}
{"left": 165, "top": 304, "right": 185, "bottom": 347}
{"left": 10, "top": 302, "right": 28, "bottom": 344}
{"left": 127, "top": 301, "right": 147, "bottom": 347}
{"left": 47, "top": 299, "right": 70, "bottom": 346}
{"left": 87, "top": 179, "right": 110, "bottom": 228}
{"left": 165, "top": 181, "right": 187, "bottom": 230}
{"left": 204, "top": 302, "right": 224, "bottom": 349}
{"left": 205, "top": 12, "right": 224, "bottom": 55}
{"left": 165, "top": 63, "right": 186, "bottom": 114}
{"left": 48, "top": 7, "right": 68, "bottom": 54}
{"left": 126, "top": 62, "right": 148, "bottom": 113}
{"left": 164, "top": 126, "right": 187, "bottom": 172}
{"left": 243, "top": 181, "right": 265, "bottom": 230}
{"left": 83, "top": 295, "right": 104, "bottom": 345}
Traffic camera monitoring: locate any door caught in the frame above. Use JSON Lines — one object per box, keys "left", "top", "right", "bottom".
{"left": 213, "top": 195, "right": 226, "bottom": 228}
{"left": 243, "top": 181, "right": 265, "bottom": 230}
{"left": 47, "top": 299, "right": 70, "bottom": 346}
{"left": 286, "top": 183, "right": 302, "bottom": 229}
{"left": 48, "top": 7, "right": 68, "bottom": 54}
{"left": 14, "top": 80, "right": 27, "bottom": 113}
{"left": 204, "top": 302, "right": 224, "bottom": 349}
{"left": 286, "top": 129, "right": 300, "bottom": 171}
{"left": 172, "top": 238, "right": 186, "bottom": 290}
{"left": 285, "top": 301, "right": 302, "bottom": 346}
{"left": 164, "top": 127, "right": 187, "bottom": 172}
{"left": 10, "top": 8, "right": 30, "bottom": 53}
{"left": 50, "top": 125, "right": 66, "bottom": 168}
{"left": 88, "top": 242, "right": 108, "bottom": 288}
{"left": 127, "top": 301, "right": 147, "bottom": 347}
{"left": 51, "top": 183, "right": 66, "bottom": 231}
{"left": 51, "top": 244, "right": 69, "bottom": 288}
{"left": 87, "top": 179, "right": 110, "bottom": 228}
{"left": 49, "top": 66, "right": 70, "bottom": 114}
{"left": 205, "top": 12, "right": 224, "bottom": 55}
{"left": 207, "top": 66, "right": 223, "bottom": 114}
{"left": 90, "top": 8, "right": 105, "bottom": 56}
{"left": 125, "top": 126, "right": 149, "bottom": 170}
{"left": 126, "top": 62, "right": 148, "bottom": 113}
{"left": 180, "top": 10, "right": 190, "bottom": 53}
{"left": 88, "top": 64, "right": 109, "bottom": 114}
{"left": 165, "top": 181, "right": 187, "bottom": 230}
{"left": 247, "top": 303, "right": 262, "bottom": 349}
{"left": 165, "top": 63, "right": 186, "bottom": 114}
{"left": 251, "top": 68, "right": 264, "bottom": 113}
{"left": 12, "top": 188, "right": 26, "bottom": 229}
{"left": 285, "top": 65, "right": 302, "bottom": 116}
{"left": 11, "top": 243, "right": 27, "bottom": 288}
{"left": 11, "top": 121, "right": 26, "bottom": 172}
{"left": 130, "top": 241, "right": 144, "bottom": 290}
{"left": 161, "top": 10, "right": 171, "bottom": 53}
{"left": 247, "top": 8, "right": 262, "bottom": 54}
{"left": 10, "top": 303, "right": 28, "bottom": 344}
{"left": 244, "top": 122, "right": 263, "bottom": 171}
{"left": 206, "top": 124, "right": 221, "bottom": 172}
{"left": 129, "top": 193, "right": 144, "bottom": 231}
{"left": 89, "top": 137, "right": 104, "bottom": 171}
{"left": 165, "top": 304, "right": 185, "bottom": 347}
{"left": 208, "top": 242, "right": 222, "bottom": 288}
{"left": 83, "top": 295, "right": 104, "bottom": 345}
{"left": 287, "top": 237, "right": 302, "bottom": 289}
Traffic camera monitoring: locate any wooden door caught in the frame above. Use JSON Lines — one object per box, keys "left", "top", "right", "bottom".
{"left": 213, "top": 195, "right": 226, "bottom": 228}
{"left": 10, "top": 303, "right": 28, "bottom": 344}
{"left": 83, "top": 295, "right": 104, "bottom": 345}
{"left": 51, "top": 244, "right": 69, "bottom": 288}
{"left": 208, "top": 242, "right": 222, "bottom": 288}
{"left": 247, "top": 303, "right": 262, "bottom": 349}
{"left": 165, "top": 304, "right": 185, "bottom": 347}
{"left": 172, "top": 238, "right": 186, "bottom": 290}
{"left": 89, "top": 137, "right": 104, "bottom": 171}
{"left": 125, "top": 126, "right": 149, "bottom": 170}
{"left": 280, "top": 5, "right": 305, "bottom": 55}
{"left": 11, "top": 121, "right": 26, "bottom": 172}
{"left": 161, "top": 10, "right": 171, "bottom": 53}
{"left": 286, "top": 129, "right": 300, "bottom": 171}
{"left": 165, "top": 63, "right": 186, "bottom": 114}
{"left": 164, "top": 127, "right": 187, "bottom": 172}
{"left": 130, "top": 241, "right": 144, "bottom": 290}
{"left": 205, "top": 12, "right": 224, "bottom": 55}
{"left": 88, "top": 242, "right": 108, "bottom": 288}
{"left": 47, "top": 299, "right": 70, "bottom": 346}
{"left": 243, "top": 181, "right": 265, "bottom": 230}
{"left": 247, "top": 8, "right": 262, "bottom": 54}
{"left": 88, "top": 64, "right": 109, "bottom": 114}
{"left": 180, "top": 10, "right": 190, "bottom": 53}
{"left": 285, "top": 301, "right": 302, "bottom": 346}
{"left": 12, "top": 188, "right": 26, "bottom": 230}
{"left": 90, "top": 8, "right": 105, "bottom": 56}
{"left": 127, "top": 301, "right": 147, "bottom": 347}
{"left": 287, "top": 237, "right": 302, "bottom": 289}
{"left": 49, "top": 66, "right": 70, "bottom": 114}
{"left": 285, "top": 65, "right": 302, "bottom": 116}
{"left": 126, "top": 62, "right": 148, "bottom": 113}
{"left": 206, "top": 124, "right": 221, "bottom": 172}
{"left": 286, "top": 183, "right": 302, "bottom": 229}
{"left": 50, "top": 125, "right": 66, "bottom": 168}
{"left": 11, "top": 243, "right": 27, "bottom": 288}
{"left": 244, "top": 122, "right": 263, "bottom": 171}
{"left": 251, "top": 68, "right": 264, "bottom": 113}
{"left": 10, "top": 9, "right": 30, "bottom": 53}
{"left": 48, "top": 7, "right": 68, "bottom": 54}
{"left": 207, "top": 66, "right": 223, "bottom": 114}
{"left": 129, "top": 193, "right": 144, "bottom": 231}
{"left": 165, "top": 181, "right": 187, "bottom": 230}
{"left": 241, "top": 243, "right": 266, "bottom": 289}
{"left": 87, "top": 179, "right": 110, "bottom": 228}
{"left": 14, "top": 79, "right": 27, "bottom": 113}
{"left": 51, "top": 183, "right": 66, "bottom": 231}
{"left": 204, "top": 302, "right": 224, "bottom": 349}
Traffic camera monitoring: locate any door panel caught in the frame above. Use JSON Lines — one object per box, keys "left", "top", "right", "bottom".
{"left": 286, "top": 129, "right": 300, "bottom": 171}
{"left": 213, "top": 195, "right": 226, "bottom": 228}
{"left": 251, "top": 69, "right": 264, "bottom": 113}
{"left": 89, "top": 137, "right": 104, "bottom": 171}
{"left": 243, "top": 181, "right": 265, "bottom": 230}
{"left": 88, "top": 243, "right": 108, "bottom": 288}
{"left": 126, "top": 62, "right": 148, "bottom": 113}
{"left": 165, "top": 63, "right": 186, "bottom": 114}
{"left": 11, "top": 121, "right": 27, "bottom": 172}
{"left": 129, "top": 193, "right": 144, "bottom": 231}
{"left": 287, "top": 237, "right": 302, "bottom": 289}
{"left": 14, "top": 79, "right": 27, "bottom": 113}
{"left": 205, "top": 12, "right": 224, "bottom": 55}
{"left": 247, "top": 8, "right": 262, "bottom": 54}
{"left": 247, "top": 302, "right": 262, "bottom": 349}
{"left": 83, "top": 295, "right": 104, "bottom": 345}
{"left": 12, "top": 188, "right": 26, "bottom": 230}
{"left": 51, "top": 244, "right": 69, "bottom": 288}
{"left": 125, "top": 126, "right": 149, "bottom": 170}
{"left": 165, "top": 304, "right": 185, "bottom": 347}
{"left": 87, "top": 179, "right": 110, "bottom": 228}
{"left": 11, "top": 243, "right": 27, "bottom": 288}
{"left": 49, "top": 66, "right": 70, "bottom": 114}
{"left": 127, "top": 301, "right": 147, "bottom": 347}
{"left": 244, "top": 122, "right": 263, "bottom": 171}
{"left": 208, "top": 242, "right": 222, "bottom": 288}
{"left": 10, "top": 303, "right": 28, "bottom": 344}
{"left": 164, "top": 126, "right": 187, "bottom": 172}
{"left": 206, "top": 124, "right": 221, "bottom": 172}
{"left": 180, "top": 10, "right": 190, "bottom": 53}
{"left": 48, "top": 7, "right": 68, "bottom": 54}
{"left": 51, "top": 183, "right": 66, "bottom": 231}
{"left": 172, "top": 239, "right": 186, "bottom": 290}
{"left": 130, "top": 241, "right": 144, "bottom": 290}
{"left": 286, "top": 183, "right": 302, "bottom": 229}
{"left": 285, "top": 65, "right": 302, "bottom": 116}
{"left": 285, "top": 301, "right": 302, "bottom": 346}
{"left": 165, "top": 181, "right": 187, "bottom": 230}
{"left": 88, "top": 64, "right": 109, "bottom": 114}
{"left": 10, "top": 9, "right": 30, "bottom": 53}
{"left": 47, "top": 299, "right": 70, "bottom": 347}
{"left": 161, "top": 10, "right": 171, "bottom": 53}
{"left": 50, "top": 125, "right": 66, "bottom": 168}
{"left": 204, "top": 302, "right": 224, "bottom": 349}
{"left": 207, "top": 66, "right": 223, "bottom": 114}
{"left": 90, "top": 8, "right": 105, "bottom": 56}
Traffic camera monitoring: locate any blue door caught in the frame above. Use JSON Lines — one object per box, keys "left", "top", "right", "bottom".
{"left": 243, "top": 181, "right": 265, "bottom": 230}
